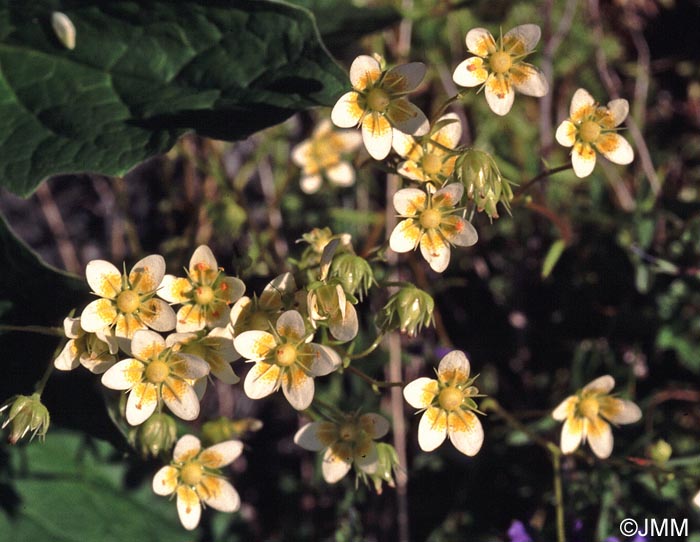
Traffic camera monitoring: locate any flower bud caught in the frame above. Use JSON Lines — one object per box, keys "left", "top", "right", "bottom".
{"left": 368, "top": 443, "right": 400, "bottom": 494}
{"left": 0, "top": 393, "right": 50, "bottom": 444}
{"left": 330, "top": 253, "right": 374, "bottom": 301}
{"left": 649, "top": 439, "right": 672, "bottom": 465}
{"left": 133, "top": 412, "right": 177, "bottom": 458}
{"left": 455, "top": 149, "right": 513, "bottom": 219}
{"left": 201, "top": 416, "right": 263, "bottom": 446}
{"left": 378, "top": 286, "right": 434, "bottom": 337}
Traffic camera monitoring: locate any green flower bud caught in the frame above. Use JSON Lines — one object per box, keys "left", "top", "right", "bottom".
{"left": 455, "top": 149, "right": 514, "bottom": 219}
{"left": 330, "top": 253, "right": 374, "bottom": 301}
{"left": 649, "top": 439, "right": 672, "bottom": 465}
{"left": 0, "top": 393, "right": 50, "bottom": 444}
{"left": 368, "top": 443, "right": 400, "bottom": 494}
{"left": 378, "top": 285, "right": 434, "bottom": 337}
{"left": 202, "top": 416, "right": 263, "bottom": 447}
{"left": 133, "top": 412, "right": 177, "bottom": 458}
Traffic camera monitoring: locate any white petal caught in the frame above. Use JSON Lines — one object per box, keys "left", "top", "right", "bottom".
{"left": 433, "top": 113, "right": 462, "bottom": 148}
{"left": 331, "top": 91, "right": 363, "bottom": 128}
{"left": 54, "top": 340, "right": 79, "bottom": 371}
{"left": 420, "top": 230, "right": 451, "bottom": 273}
{"left": 596, "top": 134, "right": 634, "bottom": 165}
{"left": 448, "top": 411, "right": 484, "bottom": 456}
{"left": 129, "top": 254, "right": 166, "bottom": 294}
{"left": 189, "top": 245, "right": 217, "bottom": 274}
{"left": 234, "top": 330, "right": 276, "bottom": 361}
{"left": 552, "top": 396, "right": 576, "bottom": 421}
{"left": 140, "top": 298, "right": 177, "bottom": 332}
{"left": 403, "top": 377, "right": 438, "bottom": 409}
{"left": 434, "top": 182, "right": 464, "bottom": 207}
{"left": 322, "top": 447, "right": 352, "bottom": 483}
{"left": 173, "top": 353, "right": 210, "bottom": 380}
{"left": 308, "top": 344, "right": 341, "bottom": 376}
{"left": 158, "top": 275, "right": 191, "bottom": 304}
{"left": 560, "top": 416, "right": 584, "bottom": 454}
{"left": 692, "top": 489, "right": 700, "bottom": 508}
{"left": 354, "top": 441, "right": 379, "bottom": 474}
{"left": 329, "top": 301, "right": 359, "bottom": 342}
{"left": 417, "top": 407, "right": 448, "bottom": 452}
{"left": 162, "top": 379, "right": 200, "bottom": 421}
{"left": 349, "top": 54, "right": 382, "bottom": 89}
{"left": 199, "top": 440, "right": 244, "bottom": 468}
{"left": 438, "top": 350, "right": 471, "bottom": 383}
{"left": 571, "top": 142, "right": 597, "bottom": 178}
{"left": 555, "top": 120, "right": 577, "bottom": 147}
{"left": 152, "top": 466, "right": 178, "bottom": 496}
{"left": 202, "top": 478, "right": 240, "bottom": 513}
{"left": 326, "top": 162, "right": 355, "bottom": 187}
{"left": 391, "top": 129, "right": 417, "bottom": 158}
{"left": 275, "top": 310, "right": 306, "bottom": 340}
{"left": 359, "top": 413, "right": 390, "bottom": 439}
{"left": 174, "top": 434, "right": 202, "bottom": 462}
{"left": 85, "top": 260, "right": 122, "bottom": 298}
{"left": 80, "top": 298, "right": 117, "bottom": 332}
{"left": 362, "top": 114, "right": 393, "bottom": 160}
{"left": 389, "top": 219, "right": 421, "bottom": 253}
{"left": 393, "top": 187, "right": 426, "bottom": 216}
{"left": 389, "top": 101, "right": 430, "bottom": 137}
{"left": 586, "top": 418, "right": 614, "bottom": 459}
{"left": 63, "top": 317, "right": 82, "bottom": 339}
{"left": 244, "top": 362, "right": 281, "bottom": 399}
{"left": 452, "top": 57, "right": 489, "bottom": 88}
{"left": 511, "top": 63, "right": 548, "bottom": 97}
{"left": 570, "top": 88, "right": 595, "bottom": 118}
{"left": 291, "top": 140, "right": 311, "bottom": 168}
{"left": 445, "top": 217, "right": 478, "bottom": 247}
{"left": 293, "top": 422, "right": 327, "bottom": 452}
{"left": 386, "top": 62, "right": 426, "bottom": 92}
{"left": 504, "top": 24, "right": 541, "bottom": 52}
{"left": 130, "top": 329, "right": 166, "bottom": 361}
{"left": 583, "top": 375, "right": 615, "bottom": 394}
{"left": 282, "top": 366, "right": 315, "bottom": 410}
{"left": 125, "top": 383, "right": 158, "bottom": 425}
{"left": 176, "top": 486, "right": 201, "bottom": 531}
{"left": 485, "top": 75, "right": 515, "bottom": 116}
{"left": 606, "top": 98, "right": 629, "bottom": 126}
{"left": 300, "top": 174, "right": 323, "bottom": 194}
{"left": 602, "top": 398, "right": 642, "bottom": 425}
{"left": 465, "top": 28, "right": 495, "bottom": 57}
{"left": 101, "top": 358, "right": 143, "bottom": 390}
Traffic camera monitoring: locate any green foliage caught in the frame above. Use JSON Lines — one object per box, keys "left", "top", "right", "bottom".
{"left": 0, "top": 0, "right": 346, "bottom": 196}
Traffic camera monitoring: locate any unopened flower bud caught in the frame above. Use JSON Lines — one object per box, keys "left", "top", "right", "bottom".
{"left": 0, "top": 393, "right": 50, "bottom": 444}
{"left": 330, "top": 253, "right": 374, "bottom": 301}
{"left": 649, "top": 439, "right": 672, "bottom": 465}
{"left": 378, "top": 286, "right": 434, "bottom": 337}
{"left": 202, "top": 416, "right": 263, "bottom": 446}
{"left": 133, "top": 412, "right": 177, "bottom": 458}
{"left": 368, "top": 443, "right": 400, "bottom": 494}
{"left": 455, "top": 149, "right": 513, "bottom": 219}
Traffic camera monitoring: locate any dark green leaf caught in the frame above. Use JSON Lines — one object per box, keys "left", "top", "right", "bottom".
{"left": 0, "top": 0, "right": 347, "bottom": 196}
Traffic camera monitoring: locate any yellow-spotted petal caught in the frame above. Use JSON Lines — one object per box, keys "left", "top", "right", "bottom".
{"left": 606, "top": 98, "right": 629, "bottom": 127}
{"left": 176, "top": 485, "right": 202, "bottom": 531}
{"left": 555, "top": 120, "right": 577, "bottom": 147}
{"left": 322, "top": 446, "right": 353, "bottom": 483}
{"left": 387, "top": 99, "right": 429, "bottom": 137}
{"left": 391, "top": 129, "right": 417, "bottom": 159}
{"left": 158, "top": 275, "right": 191, "bottom": 303}
{"left": 115, "top": 313, "right": 147, "bottom": 339}
{"left": 152, "top": 465, "right": 179, "bottom": 496}
{"left": 417, "top": 407, "right": 448, "bottom": 452}
{"left": 485, "top": 75, "right": 515, "bottom": 116}
{"left": 139, "top": 298, "right": 177, "bottom": 332}
{"left": 294, "top": 422, "right": 327, "bottom": 452}
{"left": 85, "top": 260, "right": 122, "bottom": 299}
{"left": 331, "top": 91, "right": 363, "bottom": 128}
{"left": 172, "top": 353, "right": 210, "bottom": 380}
{"left": 201, "top": 477, "right": 240, "bottom": 513}
{"left": 600, "top": 398, "right": 642, "bottom": 425}
{"left": 510, "top": 62, "right": 548, "bottom": 97}
{"left": 244, "top": 361, "right": 281, "bottom": 399}
{"left": 126, "top": 382, "right": 158, "bottom": 425}
{"left": 552, "top": 396, "right": 576, "bottom": 421}
{"left": 560, "top": 416, "right": 584, "bottom": 454}
{"left": 438, "top": 351, "right": 471, "bottom": 384}
{"left": 393, "top": 188, "right": 426, "bottom": 216}
{"left": 81, "top": 298, "right": 117, "bottom": 332}
{"left": 403, "top": 377, "right": 439, "bottom": 409}
{"left": 176, "top": 304, "right": 206, "bottom": 332}
{"left": 570, "top": 88, "right": 595, "bottom": 119}
{"left": 586, "top": 417, "right": 613, "bottom": 459}
{"left": 308, "top": 344, "right": 341, "bottom": 376}
{"left": 503, "top": 24, "right": 541, "bottom": 53}
{"left": 200, "top": 440, "right": 244, "bottom": 468}
{"left": 349, "top": 54, "right": 382, "bottom": 90}
{"left": 595, "top": 133, "right": 634, "bottom": 165}
{"left": 162, "top": 378, "right": 200, "bottom": 421}
{"left": 433, "top": 113, "right": 462, "bottom": 149}
{"left": 354, "top": 440, "right": 379, "bottom": 474}
{"left": 359, "top": 413, "right": 390, "bottom": 439}
{"left": 101, "top": 359, "right": 144, "bottom": 390}
{"left": 362, "top": 113, "right": 393, "bottom": 160}
{"left": 189, "top": 245, "right": 218, "bottom": 274}
{"left": 583, "top": 375, "right": 615, "bottom": 394}
{"left": 465, "top": 28, "right": 496, "bottom": 57}
{"left": 420, "top": 229, "right": 451, "bottom": 273}
{"left": 326, "top": 162, "right": 355, "bottom": 187}
{"left": 234, "top": 331, "right": 276, "bottom": 361}
{"left": 572, "top": 142, "right": 597, "bottom": 178}
{"left": 131, "top": 329, "right": 166, "bottom": 361}
{"left": 397, "top": 160, "right": 425, "bottom": 182}
{"left": 282, "top": 365, "right": 315, "bottom": 410}
{"left": 129, "top": 255, "right": 165, "bottom": 294}
{"left": 275, "top": 310, "right": 306, "bottom": 341}
{"left": 219, "top": 277, "right": 246, "bottom": 304}
{"left": 174, "top": 434, "right": 202, "bottom": 462}
{"left": 442, "top": 216, "right": 478, "bottom": 248}
{"left": 452, "top": 57, "right": 489, "bottom": 88}
{"left": 447, "top": 410, "right": 484, "bottom": 456}
{"left": 384, "top": 62, "right": 426, "bottom": 93}
{"left": 390, "top": 219, "right": 421, "bottom": 254}
{"left": 329, "top": 301, "right": 358, "bottom": 342}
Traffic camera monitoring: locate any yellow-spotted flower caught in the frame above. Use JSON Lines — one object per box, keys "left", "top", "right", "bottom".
{"left": 234, "top": 310, "right": 340, "bottom": 410}
{"left": 389, "top": 184, "right": 478, "bottom": 273}
{"left": 403, "top": 350, "right": 484, "bottom": 456}
{"left": 80, "top": 255, "right": 176, "bottom": 339}
{"left": 54, "top": 316, "right": 118, "bottom": 373}
{"left": 555, "top": 88, "right": 634, "bottom": 178}
{"left": 331, "top": 54, "right": 429, "bottom": 160}
{"left": 452, "top": 24, "right": 548, "bottom": 116}
{"left": 552, "top": 375, "right": 641, "bottom": 459}
{"left": 165, "top": 327, "right": 239, "bottom": 385}
{"left": 101, "top": 329, "right": 209, "bottom": 425}
{"left": 292, "top": 119, "right": 362, "bottom": 194}
{"left": 153, "top": 434, "right": 242, "bottom": 531}
{"left": 159, "top": 245, "right": 245, "bottom": 333}
{"left": 392, "top": 113, "right": 462, "bottom": 185}
{"left": 294, "top": 412, "right": 390, "bottom": 484}
{"left": 229, "top": 272, "right": 297, "bottom": 335}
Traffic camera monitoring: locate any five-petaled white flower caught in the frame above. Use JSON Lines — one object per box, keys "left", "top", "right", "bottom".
{"left": 294, "top": 412, "right": 390, "bottom": 483}
{"left": 80, "top": 255, "right": 176, "bottom": 339}
{"left": 452, "top": 24, "right": 548, "bottom": 116}
{"left": 153, "top": 434, "right": 242, "bottom": 531}
{"left": 101, "top": 329, "right": 209, "bottom": 425}
{"left": 292, "top": 119, "right": 362, "bottom": 194}
{"left": 234, "top": 310, "right": 340, "bottom": 410}
{"left": 165, "top": 327, "right": 240, "bottom": 386}
{"left": 555, "top": 88, "right": 634, "bottom": 178}
{"left": 389, "top": 183, "right": 478, "bottom": 273}
{"left": 392, "top": 113, "right": 462, "bottom": 185}
{"left": 403, "top": 350, "right": 484, "bottom": 456}
{"left": 331, "top": 54, "right": 430, "bottom": 160}
{"left": 552, "top": 375, "right": 642, "bottom": 459}
{"left": 54, "top": 316, "right": 119, "bottom": 373}
{"left": 229, "top": 272, "right": 297, "bottom": 336}
{"left": 159, "top": 245, "right": 245, "bottom": 333}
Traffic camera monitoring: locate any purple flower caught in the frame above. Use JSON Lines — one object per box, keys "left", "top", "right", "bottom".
{"left": 507, "top": 520, "right": 533, "bottom": 542}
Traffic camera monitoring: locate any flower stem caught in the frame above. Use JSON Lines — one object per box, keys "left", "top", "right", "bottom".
{"left": 344, "top": 365, "right": 404, "bottom": 390}
{"left": 513, "top": 164, "right": 572, "bottom": 199}
{"left": 552, "top": 450, "right": 566, "bottom": 542}
{"left": 0, "top": 324, "right": 64, "bottom": 337}
{"left": 347, "top": 333, "right": 386, "bottom": 360}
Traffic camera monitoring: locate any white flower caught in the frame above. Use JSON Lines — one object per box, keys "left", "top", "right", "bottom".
{"left": 54, "top": 316, "right": 118, "bottom": 373}
{"left": 153, "top": 434, "right": 242, "bottom": 531}
{"left": 229, "top": 272, "right": 296, "bottom": 336}
{"left": 552, "top": 375, "right": 642, "bottom": 459}
{"left": 555, "top": 88, "right": 634, "bottom": 178}
{"left": 452, "top": 24, "right": 548, "bottom": 115}
{"left": 165, "top": 326, "right": 239, "bottom": 385}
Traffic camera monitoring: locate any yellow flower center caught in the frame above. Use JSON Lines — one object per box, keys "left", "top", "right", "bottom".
{"left": 339, "top": 423, "right": 358, "bottom": 442}
{"left": 422, "top": 153, "right": 442, "bottom": 176}
{"left": 438, "top": 386, "right": 463, "bottom": 411}
{"left": 579, "top": 120, "right": 601, "bottom": 143}
{"left": 194, "top": 285, "right": 215, "bottom": 305}
{"left": 116, "top": 290, "right": 140, "bottom": 314}
{"left": 275, "top": 343, "right": 297, "bottom": 367}
{"left": 180, "top": 462, "right": 203, "bottom": 486}
{"left": 145, "top": 359, "right": 170, "bottom": 383}
{"left": 366, "top": 88, "right": 391, "bottom": 113}
{"left": 578, "top": 396, "right": 600, "bottom": 419}
{"left": 490, "top": 51, "right": 512, "bottom": 74}
{"left": 420, "top": 208, "right": 442, "bottom": 230}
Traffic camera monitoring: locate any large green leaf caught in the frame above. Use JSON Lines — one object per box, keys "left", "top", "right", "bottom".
{"left": 0, "top": 0, "right": 346, "bottom": 196}
{"left": 0, "top": 431, "right": 190, "bottom": 541}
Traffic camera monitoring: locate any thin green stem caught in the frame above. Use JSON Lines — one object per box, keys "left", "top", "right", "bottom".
{"left": 513, "top": 164, "right": 573, "bottom": 199}
{"left": 552, "top": 452, "right": 566, "bottom": 542}
{"left": 432, "top": 93, "right": 463, "bottom": 122}
{"left": 344, "top": 365, "right": 404, "bottom": 389}
{"left": 0, "top": 325, "right": 63, "bottom": 337}
{"left": 347, "top": 333, "right": 386, "bottom": 360}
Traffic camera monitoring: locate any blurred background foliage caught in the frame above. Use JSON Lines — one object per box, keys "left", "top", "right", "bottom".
{"left": 1, "top": 0, "right": 700, "bottom": 541}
